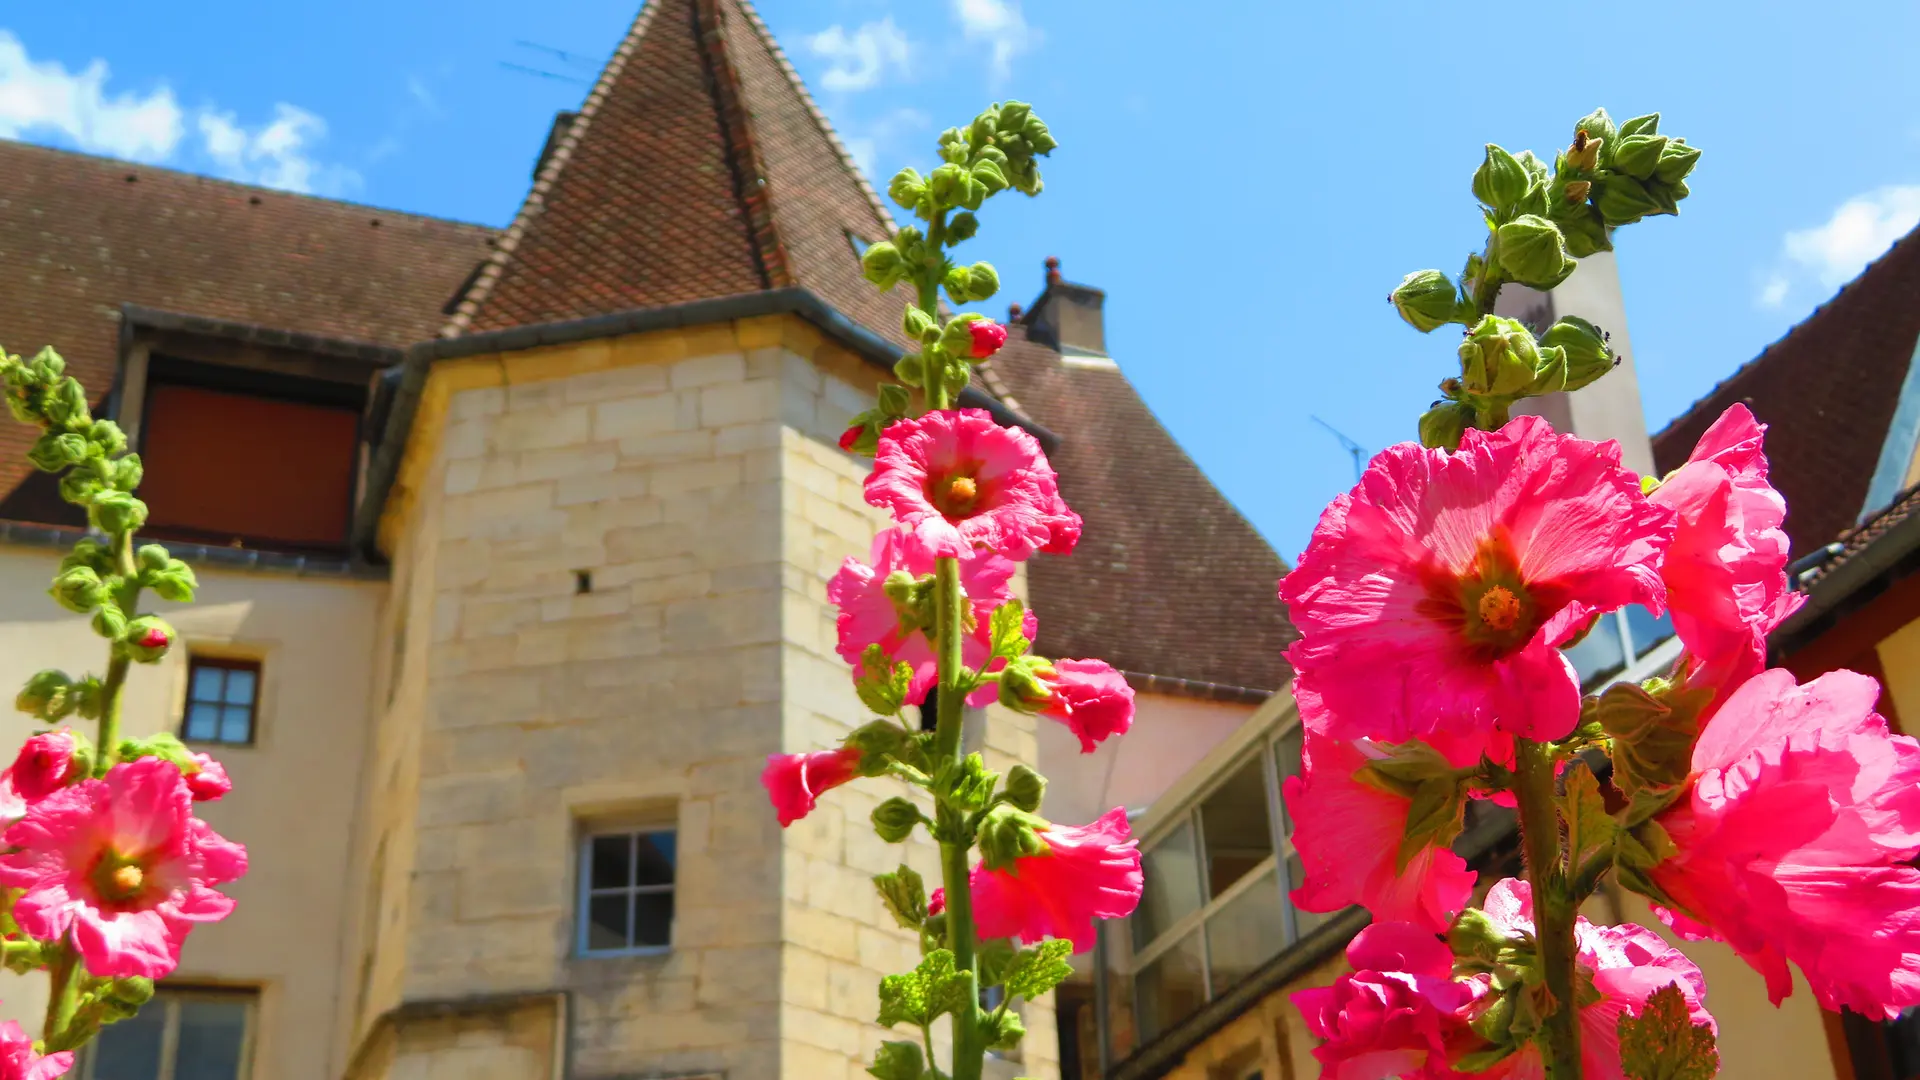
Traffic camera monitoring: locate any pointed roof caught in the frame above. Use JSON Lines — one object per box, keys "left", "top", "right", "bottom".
{"left": 445, "top": 0, "right": 906, "bottom": 341}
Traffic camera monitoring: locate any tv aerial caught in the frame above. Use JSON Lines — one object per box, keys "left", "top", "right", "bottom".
{"left": 1311, "top": 415, "right": 1367, "bottom": 484}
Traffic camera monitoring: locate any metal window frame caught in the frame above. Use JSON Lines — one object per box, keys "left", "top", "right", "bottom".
{"left": 78, "top": 986, "right": 259, "bottom": 1080}
{"left": 181, "top": 656, "right": 261, "bottom": 747}
{"left": 575, "top": 828, "right": 676, "bottom": 959}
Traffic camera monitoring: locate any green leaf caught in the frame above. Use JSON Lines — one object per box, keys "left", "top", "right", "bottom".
{"left": 1396, "top": 775, "right": 1467, "bottom": 872}
{"left": 856, "top": 645, "right": 916, "bottom": 717}
{"left": 867, "top": 1040, "right": 925, "bottom": 1080}
{"left": 872, "top": 797, "right": 925, "bottom": 844}
{"left": 976, "top": 937, "right": 1018, "bottom": 988}
{"left": 989, "top": 600, "right": 1031, "bottom": 661}
{"left": 1590, "top": 681, "right": 1710, "bottom": 800}
{"left": 1001, "top": 939, "right": 1074, "bottom": 1002}
{"left": 874, "top": 865, "right": 928, "bottom": 930}
{"left": 1561, "top": 763, "right": 1621, "bottom": 892}
{"left": 1618, "top": 983, "right": 1717, "bottom": 1080}
{"left": 878, "top": 950, "right": 974, "bottom": 1029}
{"left": 1619, "top": 112, "right": 1662, "bottom": 138}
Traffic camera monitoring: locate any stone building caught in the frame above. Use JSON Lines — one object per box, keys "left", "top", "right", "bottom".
{"left": 0, "top": 1, "right": 1293, "bottom": 1078}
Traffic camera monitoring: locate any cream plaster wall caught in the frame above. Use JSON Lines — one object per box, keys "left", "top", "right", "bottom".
{"left": 1877, "top": 616, "right": 1920, "bottom": 724}
{"left": 0, "top": 548, "right": 382, "bottom": 1080}
{"left": 1040, "top": 692, "right": 1256, "bottom": 826}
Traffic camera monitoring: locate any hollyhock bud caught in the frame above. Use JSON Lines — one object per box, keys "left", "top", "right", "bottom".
{"left": 1458, "top": 316, "right": 1541, "bottom": 400}
{"left": 862, "top": 239, "right": 908, "bottom": 289}
{"left": 762, "top": 747, "right": 864, "bottom": 828}
{"left": 969, "top": 808, "right": 1142, "bottom": 953}
{"left": 1390, "top": 270, "right": 1465, "bottom": 333}
{"left": 1291, "top": 923, "right": 1479, "bottom": 1079}
{"left": 185, "top": 753, "right": 231, "bottom": 802}
{"left": 927, "top": 888, "right": 945, "bottom": 918}
{"left": 1002, "top": 764, "right": 1046, "bottom": 813}
{"left": 998, "top": 657, "right": 1134, "bottom": 752}
{"left": 0, "top": 1019, "right": 72, "bottom": 1080}
{"left": 1596, "top": 174, "right": 1662, "bottom": 226}
{"left": 1612, "top": 133, "right": 1669, "bottom": 180}
{"left": 1655, "top": 140, "right": 1702, "bottom": 184}
{"left": 48, "top": 565, "right": 107, "bottom": 614}
{"left": 1541, "top": 315, "right": 1616, "bottom": 391}
{"left": 11, "top": 730, "right": 91, "bottom": 802}
{"left": 14, "top": 670, "right": 75, "bottom": 722}
{"left": 1493, "top": 215, "right": 1576, "bottom": 290}
{"left": 887, "top": 168, "right": 926, "bottom": 212}
{"left": 838, "top": 422, "right": 867, "bottom": 453}
{"left": 122, "top": 617, "right": 174, "bottom": 664}
{"left": 88, "top": 491, "right": 147, "bottom": 536}
{"left": 1473, "top": 144, "right": 1531, "bottom": 215}
{"left": 1418, "top": 400, "right": 1473, "bottom": 450}
{"left": 967, "top": 319, "right": 1008, "bottom": 359}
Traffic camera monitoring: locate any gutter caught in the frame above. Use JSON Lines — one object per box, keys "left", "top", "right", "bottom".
{"left": 0, "top": 520, "right": 382, "bottom": 580}
{"left": 351, "top": 287, "right": 1055, "bottom": 560}
{"left": 1119, "top": 671, "right": 1274, "bottom": 706}
{"left": 119, "top": 304, "right": 405, "bottom": 367}
{"left": 1773, "top": 512, "right": 1920, "bottom": 655}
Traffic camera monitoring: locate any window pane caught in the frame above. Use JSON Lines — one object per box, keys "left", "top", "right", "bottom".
{"left": 222, "top": 668, "right": 257, "bottom": 706}
{"left": 1199, "top": 759, "right": 1274, "bottom": 899}
{"left": 1132, "top": 821, "right": 1203, "bottom": 950}
{"left": 218, "top": 706, "right": 252, "bottom": 744}
{"left": 634, "top": 831, "right": 676, "bottom": 886}
{"left": 586, "top": 894, "right": 628, "bottom": 951}
{"left": 190, "top": 666, "right": 225, "bottom": 704}
{"left": 1564, "top": 613, "right": 1626, "bottom": 689}
{"left": 1135, "top": 931, "right": 1206, "bottom": 1042}
{"left": 185, "top": 703, "right": 222, "bottom": 742}
{"left": 1207, "top": 868, "right": 1288, "bottom": 995}
{"left": 1625, "top": 605, "right": 1675, "bottom": 659}
{"left": 1286, "top": 853, "right": 1330, "bottom": 939}
{"left": 173, "top": 998, "right": 248, "bottom": 1080}
{"left": 87, "top": 998, "right": 166, "bottom": 1080}
{"left": 633, "top": 890, "right": 674, "bottom": 947}
{"left": 590, "top": 835, "right": 632, "bottom": 890}
{"left": 1274, "top": 726, "right": 1303, "bottom": 787}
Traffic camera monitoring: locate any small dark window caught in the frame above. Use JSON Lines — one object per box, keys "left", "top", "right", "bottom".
{"left": 80, "top": 987, "right": 256, "bottom": 1080}
{"left": 847, "top": 230, "right": 873, "bottom": 261}
{"left": 919, "top": 688, "right": 940, "bottom": 733}
{"left": 183, "top": 658, "right": 260, "bottom": 746}
{"left": 578, "top": 829, "right": 676, "bottom": 955}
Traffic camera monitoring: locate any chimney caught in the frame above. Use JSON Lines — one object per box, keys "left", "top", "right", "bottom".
{"left": 1024, "top": 257, "right": 1109, "bottom": 358}
{"left": 1501, "top": 251, "right": 1654, "bottom": 475}
{"left": 533, "top": 111, "right": 580, "bottom": 181}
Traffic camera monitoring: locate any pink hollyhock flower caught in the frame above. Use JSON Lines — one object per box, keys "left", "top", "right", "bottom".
{"left": 0, "top": 1018, "right": 72, "bottom": 1080}
{"left": 1648, "top": 404, "right": 1801, "bottom": 707}
{"left": 837, "top": 424, "right": 863, "bottom": 452}
{"left": 11, "top": 730, "right": 81, "bottom": 802}
{"left": 827, "top": 529, "right": 1031, "bottom": 708}
{"left": 761, "top": 747, "right": 864, "bottom": 828}
{"left": 184, "top": 753, "right": 232, "bottom": 802}
{"left": 1008, "top": 658, "right": 1134, "bottom": 752}
{"left": 0, "top": 773, "right": 24, "bottom": 833}
{"left": 1283, "top": 729, "right": 1476, "bottom": 934}
{"left": 970, "top": 807, "right": 1142, "bottom": 952}
{"left": 1646, "top": 668, "right": 1920, "bottom": 1018}
{"left": 1291, "top": 922, "right": 1480, "bottom": 1080}
{"left": 928, "top": 888, "right": 945, "bottom": 917}
{"left": 967, "top": 319, "right": 1008, "bottom": 359}
{"left": 1033, "top": 471, "right": 1083, "bottom": 556}
{"left": 1280, "top": 416, "right": 1672, "bottom": 744}
{"left": 865, "top": 408, "right": 1065, "bottom": 560}
{"left": 0, "top": 757, "right": 247, "bottom": 979}
{"left": 1479, "top": 878, "right": 1713, "bottom": 1080}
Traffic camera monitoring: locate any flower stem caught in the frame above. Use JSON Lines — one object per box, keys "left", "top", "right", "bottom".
{"left": 96, "top": 530, "right": 140, "bottom": 774}
{"left": 41, "top": 946, "right": 80, "bottom": 1051}
{"left": 1515, "top": 737, "right": 1581, "bottom": 1079}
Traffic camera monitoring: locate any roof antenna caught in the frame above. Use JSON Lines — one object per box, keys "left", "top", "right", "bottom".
{"left": 1311, "top": 416, "right": 1368, "bottom": 483}
{"left": 499, "top": 40, "right": 602, "bottom": 85}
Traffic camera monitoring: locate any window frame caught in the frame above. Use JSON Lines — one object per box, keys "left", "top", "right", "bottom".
{"left": 76, "top": 985, "right": 258, "bottom": 1080}
{"left": 180, "top": 656, "right": 263, "bottom": 748}
{"left": 1572, "top": 606, "right": 1680, "bottom": 691}
{"left": 575, "top": 827, "right": 677, "bottom": 959}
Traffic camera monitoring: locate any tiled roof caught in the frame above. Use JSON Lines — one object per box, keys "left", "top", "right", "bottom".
{"left": 986, "top": 311, "right": 1299, "bottom": 692}
{"left": 0, "top": 138, "right": 497, "bottom": 515}
{"left": 1651, "top": 224, "right": 1920, "bottom": 557}
{"left": 1794, "top": 481, "right": 1920, "bottom": 592}
{"left": 446, "top": 0, "right": 910, "bottom": 344}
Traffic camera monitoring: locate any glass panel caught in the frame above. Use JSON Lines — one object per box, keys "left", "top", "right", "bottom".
{"left": 218, "top": 706, "right": 251, "bottom": 744}
{"left": 1625, "top": 605, "right": 1676, "bottom": 658}
{"left": 221, "top": 668, "right": 257, "bottom": 706}
{"left": 85, "top": 997, "right": 166, "bottom": 1080}
{"left": 1564, "top": 613, "right": 1627, "bottom": 689}
{"left": 1134, "top": 930, "right": 1206, "bottom": 1042}
{"left": 590, "top": 835, "right": 632, "bottom": 890}
{"left": 1132, "top": 821, "right": 1203, "bottom": 950}
{"left": 1206, "top": 868, "right": 1288, "bottom": 995}
{"left": 1274, "top": 726, "right": 1303, "bottom": 786}
{"left": 1198, "top": 759, "right": 1274, "bottom": 899}
{"left": 185, "top": 703, "right": 222, "bottom": 742}
{"left": 190, "top": 665, "right": 225, "bottom": 704}
{"left": 634, "top": 831, "right": 676, "bottom": 886}
{"left": 1101, "top": 921, "right": 1139, "bottom": 1064}
{"left": 1888, "top": 1007, "right": 1920, "bottom": 1078}
{"left": 633, "top": 890, "right": 674, "bottom": 947}
{"left": 1286, "top": 852, "right": 1329, "bottom": 939}
{"left": 173, "top": 998, "right": 248, "bottom": 1080}
{"left": 586, "top": 894, "right": 628, "bottom": 951}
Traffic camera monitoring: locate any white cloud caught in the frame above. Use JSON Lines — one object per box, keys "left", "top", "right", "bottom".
{"left": 951, "top": 0, "right": 1040, "bottom": 84}
{"left": 197, "top": 104, "right": 360, "bottom": 196}
{"left": 0, "top": 31, "right": 183, "bottom": 160}
{"left": 806, "top": 18, "right": 911, "bottom": 93}
{"left": 0, "top": 30, "right": 356, "bottom": 196}
{"left": 839, "top": 106, "right": 931, "bottom": 180}
{"left": 1759, "top": 185, "right": 1920, "bottom": 305}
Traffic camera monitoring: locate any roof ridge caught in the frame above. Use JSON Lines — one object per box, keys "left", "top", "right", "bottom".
{"left": 0, "top": 137, "right": 496, "bottom": 233}
{"left": 1652, "top": 220, "right": 1920, "bottom": 445}
{"left": 439, "top": 2, "right": 663, "bottom": 337}
{"left": 695, "top": 0, "right": 792, "bottom": 289}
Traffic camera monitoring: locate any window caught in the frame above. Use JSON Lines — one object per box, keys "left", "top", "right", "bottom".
{"left": 846, "top": 230, "right": 874, "bottom": 261}
{"left": 181, "top": 659, "right": 260, "bottom": 746}
{"left": 79, "top": 987, "right": 255, "bottom": 1080}
{"left": 578, "top": 829, "right": 676, "bottom": 955}
{"left": 1565, "top": 605, "right": 1678, "bottom": 691}
{"left": 1105, "top": 723, "right": 1313, "bottom": 1053}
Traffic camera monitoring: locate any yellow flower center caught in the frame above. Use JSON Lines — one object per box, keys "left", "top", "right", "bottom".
{"left": 947, "top": 476, "right": 978, "bottom": 505}
{"left": 107, "top": 863, "right": 144, "bottom": 900}
{"left": 1477, "top": 586, "right": 1522, "bottom": 631}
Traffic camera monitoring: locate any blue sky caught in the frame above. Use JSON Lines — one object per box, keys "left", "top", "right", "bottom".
{"left": 1, "top": 1, "right": 1917, "bottom": 561}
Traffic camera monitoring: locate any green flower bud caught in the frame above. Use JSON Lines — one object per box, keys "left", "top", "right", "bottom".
{"left": 1619, "top": 112, "right": 1660, "bottom": 138}
{"left": 1594, "top": 174, "right": 1661, "bottom": 226}
{"left": 1473, "top": 144, "right": 1531, "bottom": 216}
{"left": 58, "top": 470, "right": 101, "bottom": 507}
{"left": 1418, "top": 401, "right": 1475, "bottom": 451}
{"left": 1643, "top": 176, "right": 1682, "bottom": 217}
{"left": 62, "top": 539, "right": 112, "bottom": 576}
{"left": 997, "top": 656, "right": 1054, "bottom": 714}
{"left": 1611, "top": 133, "right": 1668, "bottom": 181}
{"left": 1022, "top": 115, "right": 1058, "bottom": 156}
{"left": 111, "top": 453, "right": 143, "bottom": 493}
{"left": 997, "top": 102, "right": 1033, "bottom": 133}
{"left": 977, "top": 806, "right": 1047, "bottom": 871}
{"left": 122, "top": 616, "right": 175, "bottom": 663}
{"left": 146, "top": 560, "right": 198, "bottom": 604}
{"left": 877, "top": 383, "right": 912, "bottom": 417}
{"left": 88, "top": 491, "right": 147, "bottom": 536}
{"left": 903, "top": 305, "right": 939, "bottom": 343}
{"left": 888, "top": 168, "right": 926, "bottom": 212}
{"left": 1493, "top": 215, "right": 1575, "bottom": 290}
{"left": 1574, "top": 107, "right": 1618, "bottom": 158}
{"left": 28, "top": 347, "right": 65, "bottom": 382}
{"left": 942, "top": 265, "right": 974, "bottom": 305}
{"left": 25, "top": 432, "right": 89, "bottom": 473}
{"left": 91, "top": 603, "right": 128, "bottom": 642}
{"left": 1515, "top": 149, "right": 1549, "bottom": 185}
{"left": 1565, "top": 129, "right": 1603, "bottom": 172}
{"left": 48, "top": 565, "right": 109, "bottom": 614}
{"left": 1459, "top": 316, "right": 1543, "bottom": 399}
{"left": 1527, "top": 344, "right": 1570, "bottom": 395}
{"left": 927, "top": 163, "right": 966, "bottom": 208}
{"left": 861, "top": 241, "right": 907, "bottom": 289}
{"left": 1653, "top": 140, "right": 1701, "bottom": 184}
{"left": 1551, "top": 201, "right": 1613, "bottom": 258}
{"left": 1002, "top": 764, "right": 1047, "bottom": 813}
{"left": 1390, "top": 270, "right": 1465, "bottom": 333}
{"left": 1541, "top": 316, "right": 1616, "bottom": 391}
{"left": 871, "top": 797, "right": 924, "bottom": 844}
{"left": 966, "top": 262, "right": 1000, "bottom": 302}
{"left": 972, "top": 158, "right": 1009, "bottom": 196}
{"left": 116, "top": 731, "right": 195, "bottom": 771}
{"left": 15, "top": 670, "right": 75, "bottom": 720}
{"left": 46, "top": 378, "right": 90, "bottom": 428}
{"left": 968, "top": 108, "right": 999, "bottom": 149}
{"left": 946, "top": 211, "right": 980, "bottom": 244}
{"left": 89, "top": 420, "right": 127, "bottom": 457}
{"left": 893, "top": 353, "right": 926, "bottom": 386}
{"left": 1005, "top": 157, "right": 1042, "bottom": 197}
{"left": 106, "top": 976, "right": 156, "bottom": 1010}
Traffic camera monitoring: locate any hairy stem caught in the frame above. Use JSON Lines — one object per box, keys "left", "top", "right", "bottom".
{"left": 1515, "top": 737, "right": 1581, "bottom": 1079}
{"left": 41, "top": 946, "right": 79, "bottom": 1050}
{"left": 96, "top": 530, "right": 140, "bottom": 774}
{"left": 1471, "top": 246, "right": 1504, "bottom": 318}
